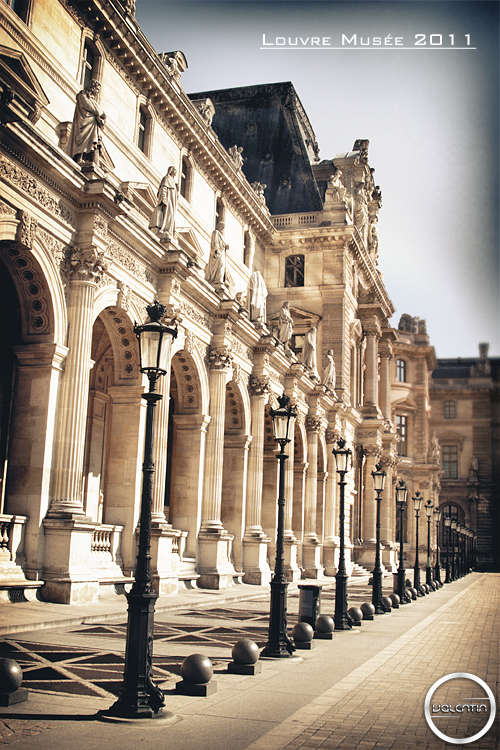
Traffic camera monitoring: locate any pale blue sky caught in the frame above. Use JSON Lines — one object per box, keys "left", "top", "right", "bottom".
{"left": 137, "top": 1, "right": 499, "bottom": 358}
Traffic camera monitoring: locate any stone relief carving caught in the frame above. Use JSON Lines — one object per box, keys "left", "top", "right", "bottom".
{"left": 93, "top": 216, "right": 108, "bottom": 239}
{"left": 249, "top": 375, "right": 270, "bottom": 395}
{"left": 207, "top": 345, "right": 233, "bottom": 370}
{"left": 191, "top": 98, "right": 215, "bottom": 126}
{"left": 325, "top": 429, "right": 341, "bottom": 444}
{"left": 306, "top": 415, "right": 321, "bottom": 433}
{"left": 107, "top": 241, "right": 154, "bottom": 285}
{"left": 0, "top": 155, "right": 73, "bottom": 224}
{"left": 17, "top": 211, "right": 38, "bottom": 249}
{"left": 179, "top": 301, "right": 211, "bottom": 331}
{"left": 0, "top": 199, "right": 16, "bottom": 216}
{"left": 325, "top": 169, "right": 348, "bottom": 203}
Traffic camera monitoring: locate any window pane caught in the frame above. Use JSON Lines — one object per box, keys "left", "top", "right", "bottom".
{"left": 396, "top": 415, "right": 407, "bottom": 456}
{"left": 396, "top": 359, "right": 406, "bottom": 382}
{"left": 285, "top": 255, "right": 304, "bottom": 287}
{"left": 444, "top": 400, "right": 455, "bottom": 419}
{"left": 442, "top": 445, "right": 458, "bottom": 479}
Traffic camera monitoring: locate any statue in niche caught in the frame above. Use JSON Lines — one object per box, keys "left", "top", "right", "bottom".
{"left": 322, "top": 349, "right": 336, "bottom": 390}
{"left": 149, "top": 166, "right": 178, "bottom": 240}
{"left": 368, "top": 217, "right": 379, "bottom": 260}
{"left": 326, "top": 170, "right": 348, "bottom": 203}
{"left": 429, "top": 432, "right": 441, "bottom": 463}
{"left": 469, "top": 456, "right": 479, "bottom": 481}
{"left": 228, "top": 145, "right": 244, "bottom": 170}
{"left": 206, "top": 220, "right": 228, "bottom": 285}
{"left": 248, "top": 270, "right": 267, "bottom": 324}
{"left": 302, "top": 327, "right": 319, "bottom": 379}
{"left": 278, "top": 300, "right": 293, "bottom": 349}
{"left": 69, "top": 80, "right": 110, "bottom": 167}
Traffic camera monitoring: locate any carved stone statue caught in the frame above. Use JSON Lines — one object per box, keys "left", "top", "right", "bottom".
{"left": 206, "top": 221, "right": 227, "bottom": 285}
{"left": 354, "top": 183, "right": 368, "bottom": 240}
{"left": 469, "top": 456, "right": 479, "bottom": 481}
{"left": 248, "top": 270, "right": 267, "bottom": 323}
{"left": 368, "top": 217, "right": 379, "bottom": 259}
{"left": 322, "top": 349, "right": 336, "bottom": 390}
{"left": 229, "top": 145, "right": 244, "bottom": 170}
{"left": 69, "top": 80, "right": 108, "bottom": 166}
{"left": 278, "top": 301, "right": 293, "bottom": 349}
{"left": 302, "top": 327, "right": 319, "bottom": 379}
{"left": 429, "top": 432, "right": 441, "bottom": 463}
{"left": 149, "top": 167, "right": 178, "bottom": 239}
{"left": 251, "top": 182, "right": 267, "bottom": 205}
{"left": 325, "top": 170, "right": 348, "bottom": 203}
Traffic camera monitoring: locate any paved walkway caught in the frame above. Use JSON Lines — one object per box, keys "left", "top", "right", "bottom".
{"left": 0, "top": 573, "right": 498, "bottom": 750}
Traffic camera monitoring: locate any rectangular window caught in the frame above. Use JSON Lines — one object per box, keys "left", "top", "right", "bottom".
{"left": 396, "top": 359, "right": 406, "bottom": 382}
{"left": 396, "top": 415, "right": 408, "bottom": 456}
{"left": 285, "top": 255, "right": 305, "bottom": 287}
{"left": 444, "top": 400, "right": 455, "bottom": 419}
{"left": 442, "top": 445, "right": 458, "bottom": 479}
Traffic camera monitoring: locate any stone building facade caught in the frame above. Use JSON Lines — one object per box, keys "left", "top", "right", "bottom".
{"left": 1, "top": 0, "right": 496, "bottom": 604}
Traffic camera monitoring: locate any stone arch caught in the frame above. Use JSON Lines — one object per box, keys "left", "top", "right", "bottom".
{"left": 96, "top": 305, "right": 141, "bottom": 385}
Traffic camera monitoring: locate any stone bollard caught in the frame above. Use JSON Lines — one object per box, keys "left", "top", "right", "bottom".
{"left": 360, "top": 602, "right": 375, "bottom": 621}
{"left": 0, "top": 658, "right": 28, "bottom": 706}
{"left": 228, "top": 639, "right": 262, "bottom": 675}
{"left": 292, "top": 622, "right": 314, "bottom": 650}
{"left": 176, "top": 654, "right": 217, "bottom": 696}
{"left": 347, "top": 607, "right": 363, "bottom": 626}
{"left": 382, "top": 595, "right": 393, "bottom": 612}
{"left": 314, "top": 614, "right": 334, "bottom": 640}
{"left": 389, "top": 593, "right": 400, "bottom": 609}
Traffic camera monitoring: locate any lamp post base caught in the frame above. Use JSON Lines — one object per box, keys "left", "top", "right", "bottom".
{"left": 334, "top": 571, "right": 352, "bottom": 629}
{"left": 396, "top": 568, "right": 411, "bottom": 604}
{"left": 372, "top": 569, "right": 385, "bottom": 614}
{"left": 260, "top": 579, "right": 295, "bottom": 658}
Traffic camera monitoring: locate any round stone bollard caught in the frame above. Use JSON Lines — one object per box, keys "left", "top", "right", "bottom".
{"left": 176, "top": 654, "right": 217, "bottom": 696}
{"left": 360, "top": 602, "right": 375, "bottom": 621}
{"left": 382, "top": 595, "right": 393, "bottom": 612}
{"left": 228, "top": 639, "right": 261, "bottom": 675}
{"left": 315, "top": 614, "right": 334, "bottom": 640}
{"left": 292, "top": 621, "right": 314, "bottom": 650}
{"left": 0, "top": 658, "right": 28, "bottom": 706}
{"left": 408, "top": 587, "right": 418, "bottom": 600}
{"left": 347, "top": 607, "right": 363, "bottom": 626}
{"left": 389, "top": 593, "right": 400, "bottom": 609}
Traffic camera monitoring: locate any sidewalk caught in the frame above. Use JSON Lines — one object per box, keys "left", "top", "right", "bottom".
{"left": 1, "top": 573, "right": 498, "bottom": 750}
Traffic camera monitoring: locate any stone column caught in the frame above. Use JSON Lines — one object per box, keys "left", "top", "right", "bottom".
{"left": 380, "top": 457, "right": 398, "bottom": 573}
{"left": 151, "top": 369, "right": 172, "bottom": 522}
{"left": 283, "top": 418, "right": 300, "bottom": 581}
{"left": 43, "top": 247, "right": 107, "bottom": 604}
{"left": 243, "top": 376, "right": 271, "bottom": 584}
{"left": 302, "top": 416, "right": 323, "bottom": 578}
{"left": 378, "top": 340, "right": 393, "bottom": 420}
{"left": 197, "top": 346, "right": 235, "bottom": 588}
{"left": 355, "top": 446, "right": 385, "bottom": 571}
{"left": 363, "top": 325, "right": 380, "bottom": 410}
{"left": 323, "top": 429, "right": 340, "bottom": 576}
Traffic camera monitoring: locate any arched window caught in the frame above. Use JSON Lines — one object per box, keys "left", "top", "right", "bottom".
{"left": 396, "top": 359, "right": 406, "bottom": 382}
{"left": 285, "top": 254, "right": 304, "bottom": 287}
{"left": 444, "top": 400, "right": 455, "bottom": 419}
{"left": 80, "top": 41, "right": 96, "bottom": 89}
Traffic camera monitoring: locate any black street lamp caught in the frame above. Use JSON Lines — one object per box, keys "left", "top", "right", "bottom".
{"left": 332, "top": 438, "right": 353, "bottom": 630}
{"left": 425, "top": 499, "right": 434, "bottom": 588}
{"left": 261, "top": 393, "right": 297, "bottom": 658}
{"left": 433, "top": 507, "right": 442, "bottom": 586}
{"left": 107, "top": 301, "right": 177, "bottom": 719}
{"left": 450, "top": 518, "right": 457, "bottom": 579}
{"left": 371, "top": 462, "right": 387, "bottom": 615}
{"left": 412, "top": 491, "right": 424, "bottom": 595}
{"left": 395, "top": 479, "right": 410, "bottom": 604}
{"left": 444, "top": 516, "right": 452, "bottom": 583}
{"left": 457, "top": 525, "right": 464, "bottom": 577}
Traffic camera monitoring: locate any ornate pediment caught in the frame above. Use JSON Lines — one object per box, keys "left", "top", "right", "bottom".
{"left": 0, "top": 46, "right": 49, "bottom": 124}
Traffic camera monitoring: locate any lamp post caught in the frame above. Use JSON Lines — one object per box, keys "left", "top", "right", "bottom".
{"left": 332, "top": 438, "right": 352, "bottom": 630}
{"left": 433, "top": 507, "right": 442, "bottom": 586}
{"left": 107, "top": 301, "right": 177, "bottom": 719}
{"left": 444, "top": 516, "right": 452, "bottom": 583}
{"left": 412, "top": 491, "right": 423, "bottom": 595}
{"left": 395, "top": 479, "right": 410, "bottom": 604}
{"left": 425, "top": 499, "right": 434, "bottom": 588}
{"left": 473, "top": 531, "right": 477, "bottom": 569}
{"left": 450, "top": 519, "right": 457, "bottom": 579}
{"left": 457, "top": 525, "right": 464, "bottom": 577}
{"left": 261, "top": 393, "right": 297, "bottom": 658}
{"left": 371, "top": 462, "right": 387, "bottom": 614}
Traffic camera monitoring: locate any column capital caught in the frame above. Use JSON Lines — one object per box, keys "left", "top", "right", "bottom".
{"left": 206, "top": 345, "right": 233, "bottom": 371}
{"left": 64, "top": 245, "right": 107, "bottom": 283}
{"left": 325, "top": 428, "right": 341, "bottom": 444}
{"left": 306, "top": 415, "right": 322, "bottom": 433}
{"left": 249, "top": 374, "right": 270, "bottom": 395}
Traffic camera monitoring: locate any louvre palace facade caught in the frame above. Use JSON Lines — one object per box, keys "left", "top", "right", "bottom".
{"left": 1, "top": 0, "right": 497, "bottom": 604}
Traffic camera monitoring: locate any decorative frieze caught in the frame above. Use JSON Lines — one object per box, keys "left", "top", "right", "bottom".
{"left": 0, "top": 155, "right": 74, "bottom": 224}
{"left": 179, "top": 301, "right": 211, "bottom": 331}
{"left": 107, "top": 241, "right": 154, "bottom": 285}
{"left": 17, "top": 210, "right": 38, "bottom": 249}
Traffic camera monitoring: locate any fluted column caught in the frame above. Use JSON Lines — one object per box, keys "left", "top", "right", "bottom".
{"left": 361, "top": 448, "right": 381, "bottom": 544}
{"left": 244, "top": 377, "right": 269, "bottom": 536}
{"left": 363, "top": 327, "right": 380, "bottom": 409}
{"left": 379, "top": 341, "right": 393, "bottom": 420}
{"left": 304, "top": 417, "right": 320, "bottom": 541}
{"left": 151, "top": 370, "right": 172, "bottom": 522}
{"left": 49, "top": 247, "right": 106, "bottom": 516}
{"left": 200, "top": 347, "right": 232, "bottom": 531}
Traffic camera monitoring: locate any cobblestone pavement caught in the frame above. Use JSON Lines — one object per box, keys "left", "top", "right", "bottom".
{"left": 0, "top": 573, "right": 498, "bottom": 750}
{"left": 245, "top": 574, "right": 500, "bottom": 750}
